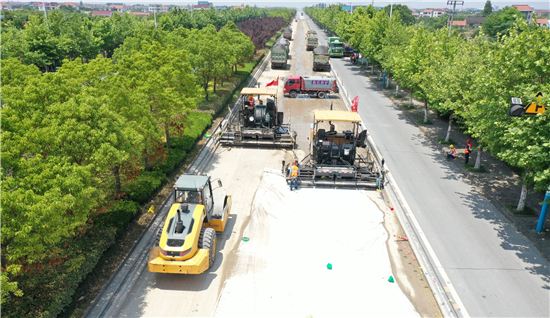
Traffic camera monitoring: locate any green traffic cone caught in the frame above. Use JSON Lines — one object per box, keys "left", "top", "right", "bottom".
{"left": 327, "top": 263, "right": 332, "bottom": 270}
{"left": 388, "top": 275, "right": 394, "bottom": 283}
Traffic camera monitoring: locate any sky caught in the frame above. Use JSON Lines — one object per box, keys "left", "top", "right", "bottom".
{"left": 81, "top": 0, "right": 550, "bottom": 10}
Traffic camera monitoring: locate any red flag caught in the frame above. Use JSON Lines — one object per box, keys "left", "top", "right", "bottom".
{"left": 351, "top": 96, "right": 359, "bottom": 112}
{"left": 266, "top": 76, "right": 279, "bottom": 87}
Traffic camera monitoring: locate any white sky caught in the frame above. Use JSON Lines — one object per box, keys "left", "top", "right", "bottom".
{"left": 77, "top": 1, "right": 549, "bottom": 10}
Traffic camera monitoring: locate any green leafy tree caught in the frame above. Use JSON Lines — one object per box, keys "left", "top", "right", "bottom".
{"left": 382, "top": 4, "right": 416, "bottom": 25}
{"left": 117, "top": 41, "right": 201, "bottom": 149}
{"left": 482, "top": 1, "right": 493, "bottom": 17}
{"left": 482, "top": 6, "right": 522, "bottom": 40}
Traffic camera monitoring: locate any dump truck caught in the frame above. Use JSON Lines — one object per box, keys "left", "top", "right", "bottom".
{"left": 284, "top": 75, "right": 338, "bottom": 98}
{"left": 148, "top": 175, "right": 232, "bottom": 274}
{"left": 277, "top": 37, "right": 290, "bottom": 49}
{"left": 283, "top": 27, "right": 292, "bottom": 40}
{"left": 328, "top": 37, "right": 344, "bottom": 58}
{"left": 220, "top": 87, "right": 294, "bottom": 147}
{"left": 313, "top": 45, "right": 330, "bottom": 72}
{"left": 305, "top": 30, "right": 318, "bottom": 51}
{"left": 271, "top": 44, "right": 288, "bottom": 69}
{"left": 284, "top": 110, "right": 383, "bottom": 188}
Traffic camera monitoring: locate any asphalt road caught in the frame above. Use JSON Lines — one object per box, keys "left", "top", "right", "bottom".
{"left": 305, "top": 13, "right": 550, "bottom": 318}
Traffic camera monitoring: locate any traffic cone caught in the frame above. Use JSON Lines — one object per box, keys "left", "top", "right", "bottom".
{"left": 388, "top": 275, "right": 394, "bottom": 283}
{"left": 327, "top": 263, "right": 332, "bottom": 270}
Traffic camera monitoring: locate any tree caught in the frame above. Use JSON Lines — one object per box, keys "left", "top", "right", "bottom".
{"left": 482, "top": 6, "right": 522, "bottom": 40}
{"left": 482, "top": 1, "right": 493, "bottom": 17}
{"left": 382, "top": 4, "right": 416, "bottom": 25}
{"left": 117, "top": 41, "right": 200, "bottom": 149}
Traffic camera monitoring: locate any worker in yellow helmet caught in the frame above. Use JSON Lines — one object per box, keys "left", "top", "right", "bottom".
{"left": 447, "top": 145, "right": 457, "bottom": 160}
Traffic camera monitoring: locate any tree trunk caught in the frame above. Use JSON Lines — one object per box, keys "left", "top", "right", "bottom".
{"left": 516, "top": 172, "right": 529, "bottom": 211}
{"left": 423, "top": 98, "right": 428, "bottom": 123}
{"left": 474, "top": 147, "right": 483, "bottom": 169}
{"left": 165, "top": 125, "right": 171, "bottom": 149}
{"left": 371, "top": 64, "right": 374, "bottom": 74}
{"left": 409, "top": 88, "right": 413, "bottom": 106}
{"left": 113, "top": 165, "right": 121, "bottom": 194}
{"left": 214, "top": 78, "right": 217, "bottom": 92}
{"left": 444, "top": 112, "right": 453, "bottom": 142}
{"left": 386, "top": 73, "right": 390, "bottom": 88}
{"left": 144, "top": 154, "right": 150, "bottom": 171}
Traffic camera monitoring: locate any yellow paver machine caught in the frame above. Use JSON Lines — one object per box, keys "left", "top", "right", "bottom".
{"left": 286, "top": 110, "right": 384, "bottom": 189}
{"left": 219, "top": 87, "right": 295, "bottom": 148}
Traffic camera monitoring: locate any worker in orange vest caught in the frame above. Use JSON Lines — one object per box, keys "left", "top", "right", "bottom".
{"left": 464, "top": 139, "right": 472, "bottom": 164}
{"left": 447, "top": 145, "right": 457, "bottom": 160}
{"left": 287, "top": 162, "right": 300, "bottom": 191}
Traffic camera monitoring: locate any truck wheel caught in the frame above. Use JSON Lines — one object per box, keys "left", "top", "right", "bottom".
{"left": 290, "top": 91, "right": 298, "bottom": 98}
{"left": 198, "top": 227, "right": 217, "bottom": 268}
{"left": 317, "top": 91, "right": 326, "bottom": 99}
{"left": 154, "top": 228, "right": 162, "bottom": 247}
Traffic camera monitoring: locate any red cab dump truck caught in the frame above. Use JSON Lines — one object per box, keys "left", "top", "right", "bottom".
{"left": 283, "top": 75, "right": 339, "bottom": 99}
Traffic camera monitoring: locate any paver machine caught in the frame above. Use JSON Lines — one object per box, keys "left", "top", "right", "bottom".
{"left": 285, "top": 110, "right": 383, "bottom": 188}
{"left": 148, "top": 174, "right": 232, "bottom": 274}
{"left": 220, "top": 87, "right": 294, "bottom": 148}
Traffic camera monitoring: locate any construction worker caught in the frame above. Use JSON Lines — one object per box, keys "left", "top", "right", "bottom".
{"left": 464, "top": 139, "right": 472, "bottom": 164}
{"left": 288, "top": 162, "right": 300, "bottom": 191}
{"left": 447, "top": 145, "right": 457, "bottom": 160}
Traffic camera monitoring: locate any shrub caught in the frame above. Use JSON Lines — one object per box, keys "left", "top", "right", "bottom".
{"left": 157, "top": 148, "right": 186, "bottom": 174}
{"left": 1, "top": 227, "right": 116, "bottom": 318}
{"left": 171, "top": 112, "right": 212, "bottom": 151}
{"left": 124, "top": 170, "right": 165, "bottom": 204}
{"left": 93, "top": 200, "right": 141, "bottom": 237}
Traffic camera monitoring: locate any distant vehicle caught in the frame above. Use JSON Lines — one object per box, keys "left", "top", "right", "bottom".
{"left": 328, "top": 37, "right": 344, "bottom": 58}
{"left": 343, "top": 45, "right": 355, "bottom": 57}
{"left": 284, "top": 75, "right": 338, "bottom": 99}
{"left": 313, "top": 45, "right": 330, "bottom": 72}
{"left": 305, "top": 30, "right": 318, "bottom": 51}
{"left": 271, "top": 44, "right": 288, "bottom": 69}
{"left": 283, "top": 27, "right": 292, "bottom": 40}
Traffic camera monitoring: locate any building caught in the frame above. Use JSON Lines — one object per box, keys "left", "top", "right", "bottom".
{"left": 411, "top": 10, "right": 419, "bottom": 17}
{"left": 109, "top": 4, "right": 124, "bottom": 12}
{"left": 433, "top": 8, "right": 445, "bottom": 17}
{"left": 30, "top": 2, "right": 60, "bottom": 11}
{"left": 232, "top": 6, "right": 245, "bottom": 10}
{"left": 131, "top": 11, "right": 150, "bottom": 17}
{"left": 512, "top": 5, "right": 533, "bottom": 21}
{"left": 1, "top": 2, "right": 13, "bottom": 10}
{"left": 537, "top": 18, "right": 549, "bottom": 27}
{"left": 452, "top": 20, "right": 466, "bottom": 28}
{"left": 535, "top": 10, "right": 550, "bottom": 16}
{"left": 465, "top": 17, "right": 486, "bottom": 28}
{"left": 422, "top": 9, "right": 433, "bottom": 17}
{"left": 148, "top": 3, "right": 161, "bottom": 13}
{"left": 92, "top": 10, "right": 118, "bottom": 16}
{"left": 214, "top": 5, "right": 226, "bottom": 10}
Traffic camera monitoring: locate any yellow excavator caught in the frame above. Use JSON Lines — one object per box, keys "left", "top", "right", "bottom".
{"left": 148, "top": 174, "right": 231, "bottom": 274}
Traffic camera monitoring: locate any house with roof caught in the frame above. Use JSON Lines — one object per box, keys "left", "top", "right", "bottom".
{"left": 30, "top": 2, "right": 60, "bottom": 11}
{"left": 411, "top": 10, "right": 419, "bottom": 17}
{"left": 433, "top": 8, "right": 445, "bottom": 17}
{"left": 1, "top": 2, "right": 13, "bottom": 10}
{"left": 465, "top": 17, "right": 486, "bottom": 28}
{"left": 109, "top": 4, "right": 124, "bottom": 12}
{"left": 422, "top": 9, "right": 433, "bottom": 17}
{"left": 232, "top": 6, "right": 245, "bottom": 10}
{"left": 193, "top": 3, "right": 211, "bottom": 10}
{"left": 452, "top": 20, "right": 466, "bottom": 28}
{"left": 148, "top": 4, "right": 161, "bottom": 13}
{"left": 535, "top": 10, "right": 549, "bottom": 16}
{"left": 130, "top": 11, "right": 150, "bottom": 17}
{"left": 537, "top": 18, "right": 549, "bottom": 27}
{"left": 59, "top": 2, "right": 78, "bottom": 7}
{"left": 512, "top": 5, "right": 533, "bottom": 21}
{"left": 92, "top": 10, "right": 118, "bottom": 17}
{"left": 215, "top": 5, "right": 226, "bottom": 10}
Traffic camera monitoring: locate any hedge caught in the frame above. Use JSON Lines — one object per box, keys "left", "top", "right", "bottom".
{"left": 93, "top": 200, "right": 141, "bottom": 238}
{"left": 1, "top": 227, "right": 116, "bottom": 318}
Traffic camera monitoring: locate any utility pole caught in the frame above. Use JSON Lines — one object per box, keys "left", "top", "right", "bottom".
{"left": 42, "top": 0, "right": 49, "bottom": 29}
{"left": 390, "top": 1, "right": 393, "bottom": 19}
{"left": 447, "top": 0, "right": 464, "bottom": 36}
